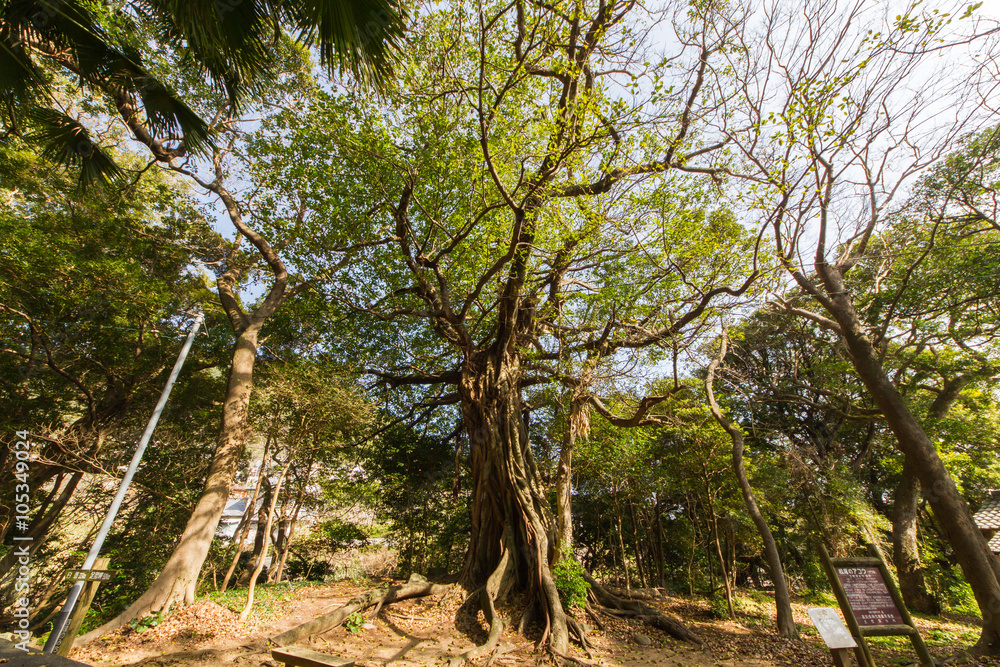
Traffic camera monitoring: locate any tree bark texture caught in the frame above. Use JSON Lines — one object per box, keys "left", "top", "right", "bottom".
{"left": 892, "top": 467, "right": 940, "bottom": 614}
{"left": 457, "top": 350, "right": 570, "bottom": 654}
{"left": 892, "top": 375, "right": 969, "bottom": 615}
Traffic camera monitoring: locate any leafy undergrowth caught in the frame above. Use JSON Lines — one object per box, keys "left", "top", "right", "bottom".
{"left": 203, "top": 580, "right": 319, "bottom": 622}
{"left": 71, "top": 581, "right": 1000, "bottom": 667}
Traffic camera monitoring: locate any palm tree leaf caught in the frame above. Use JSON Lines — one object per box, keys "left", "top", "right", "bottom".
{"left": 283, "top": 0, "right": 406, "bottom": 88}
{"left": 138, "top": 82, "right": 215, "bottom": 155}
{"left": 0, "top": 20, "right": 47, "bottom": 103}
{"left": 26, "top": 107, "right": 125, "bottom": 188}
{"left": 133, "top": 0, "right": 277, "bottom": 106}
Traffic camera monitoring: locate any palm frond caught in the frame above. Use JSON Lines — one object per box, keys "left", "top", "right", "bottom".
{"left": 138, "top": 82, "right": 214, "bottom": 155}
{"left": 27, "top": 107, "right": 125, "bottom": 188}
{"left": 285, "top": 0, "right": 406, "bottom": 88}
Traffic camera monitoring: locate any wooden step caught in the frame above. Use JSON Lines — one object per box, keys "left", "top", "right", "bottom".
{"left": 271, "top": 645, "right": 355, "bottom": 667}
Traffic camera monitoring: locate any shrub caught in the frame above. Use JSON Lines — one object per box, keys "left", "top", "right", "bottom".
{"left": 552, "top": 558, "right": 590, "bottom": 610}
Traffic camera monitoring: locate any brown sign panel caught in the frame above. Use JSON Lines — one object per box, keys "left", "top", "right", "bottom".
{"left": 834, "top": 565, "right": 904, "bottom": 626}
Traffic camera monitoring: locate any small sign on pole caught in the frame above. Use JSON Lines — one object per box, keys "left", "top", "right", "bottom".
{"left": 56, "top": 558, "right": 112, "bottom": 658}
{"left": 64, "top": 569, "right": 116, "bottom": 583}
{"left": 808, "top": 608, "right": 857, "bottom": 667}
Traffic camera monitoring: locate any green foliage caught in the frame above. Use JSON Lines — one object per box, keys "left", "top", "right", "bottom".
{"left": 316, "top": 519, "right": 369, "bottom": 553}
{"left": 552, "top": 558, "right": 590, "bottom": 610}
{"left": 344, "top": 611, "right": 365, "bottom": 633}
{"left": 708, "top": 594, "right": 732, "bottom": 620}
{"left": 204, "top": 582, "right": 312, "bottom": 621}
{"left": 128, "top": 612, "right": 163, "bottom": 634}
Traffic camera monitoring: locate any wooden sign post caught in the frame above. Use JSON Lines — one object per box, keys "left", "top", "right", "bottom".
{"left": 55, "top": 557, "right": 113, "bottom": 657}
{"left": 817, "top": 543, "right": 934, "bottom": 667}
{"left": 808, "top": 607, "right": 858, "bottom": 667}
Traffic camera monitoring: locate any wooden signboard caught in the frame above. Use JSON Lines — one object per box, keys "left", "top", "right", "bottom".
{"left": 64, "top": 569, "right": 116, "bottom": 583}
{"left": 817, "top": 543, "right": 934, "bottom": 667}
{"left": 808, "top": 608, "right": 857, "bottom": 667}
{"left": 55, "top": 558, "right": 112, "bottom": 657}
{"left": 833, "top": 566, "right": 904, "bottom": 627}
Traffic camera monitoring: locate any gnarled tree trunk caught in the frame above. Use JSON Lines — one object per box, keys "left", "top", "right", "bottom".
{"left": 458, "top": 350, "right": 569, "bottom": 655}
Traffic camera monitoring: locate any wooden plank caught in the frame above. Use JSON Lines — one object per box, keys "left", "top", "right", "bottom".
{"left": 57, "top": 556, "right": 110, "bottom": 657}
{"left": 271, "top": 645, "right": 355, "bottom": 667}
{"left": 831, "top": 647, "right": 854, "bottom": 667}
{"left": 858, "top": 624, "right": 919, "bottom": 637}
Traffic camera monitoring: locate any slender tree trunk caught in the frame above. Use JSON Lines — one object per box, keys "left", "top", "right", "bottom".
{"left": 79, "top": 325, "right": 261, "bottom": 643}
{"left": 704, "top": 479, "right": 735, "bottom": 618}
{"left": 614, "top": 488, "right": 631, "bottom": 592}
{"left": 221, "top": 431, "right": 272, "bottom": 592}
{"left": 816, "top": 271, "right": 1000, "bottom": 653}
{"left": 241, "top": 458, "right": 292, "bottom": 620}
{"left": 706, "top": 337, "right": 798, "bottom": 637}
{"left": 555, "top": 393, "right": 589, "bottom": 561}
{"left": 629, "top": 497, "right": 648, "bottom": 589}
{"left": 654, "top": 502, "right": 667, "bottom": 587}
{"left": 241, "top": 479, "right": 273, "bottom": 586}
{"left": 272, "top": 489, "right": 306, "bottom": 584}
{"left": 0, "top": 472, "right": 82, "bottom": 593}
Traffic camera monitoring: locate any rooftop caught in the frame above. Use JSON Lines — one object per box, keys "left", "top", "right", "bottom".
{"left": 973, "top": 490, "right": 1000, "bottom": 531}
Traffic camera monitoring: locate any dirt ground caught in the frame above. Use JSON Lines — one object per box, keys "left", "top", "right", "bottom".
{"left": 69, "top": 580, "right": 1000, "bottom": 667}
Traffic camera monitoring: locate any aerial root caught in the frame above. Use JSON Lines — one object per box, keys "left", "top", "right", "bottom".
{"left": 582, "top": 570, "right": 702, "bottom": 646}
{"left": 271, "top": 573, "right": 452, "bottom": 646}
{"left": 450, "top": 540, "right": 515, "bottom": 667}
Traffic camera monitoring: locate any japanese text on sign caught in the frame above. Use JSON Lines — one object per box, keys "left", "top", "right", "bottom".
{"left": 835, "top": 566, "right": 904, "bottom": 626}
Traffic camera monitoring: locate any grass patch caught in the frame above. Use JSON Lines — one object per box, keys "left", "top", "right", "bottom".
{"left": 201, "top": 581, "right": 313, "bottom": 621}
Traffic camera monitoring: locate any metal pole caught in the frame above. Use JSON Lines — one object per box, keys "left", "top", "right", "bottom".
{"left": 44, "top": 311, "right": 204, "bottom": 653}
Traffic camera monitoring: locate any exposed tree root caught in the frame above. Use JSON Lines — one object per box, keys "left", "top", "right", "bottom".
{"left": 450, "top": 537, "right": 515, "bottom": 667}
{"left": 583, "top": 571, "right": 702, "bottom": 645}
{"left": 584, "top": 603, "right": 605, "bottom": 632}
{"left": 270, "top": 573, "right": 452, "bottom": 646}
{"left": 605, "top": 587, "right": 664, "bottom": 601}
{"left": 566, "top": 617, "right": 594, "bottom": 659}
{"left": 550, "top": 648, "right": 600, "bottom": 666}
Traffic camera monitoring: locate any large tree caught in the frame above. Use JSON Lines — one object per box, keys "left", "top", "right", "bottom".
{"left": 244, "top": 0, "right": 757, "bottom": 654}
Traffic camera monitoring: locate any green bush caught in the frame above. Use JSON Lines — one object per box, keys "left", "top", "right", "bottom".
{"left": 344, "top": 611, "right": 365, "bottom": 633}
{"left": 708, "top": 594, "right": 728, "bottom": 619}
{"left": 552, "top": 558, "right": 590, "bottom": 610}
